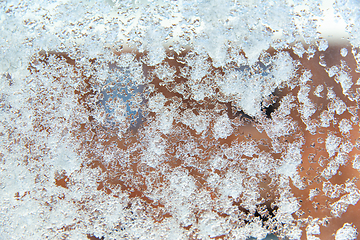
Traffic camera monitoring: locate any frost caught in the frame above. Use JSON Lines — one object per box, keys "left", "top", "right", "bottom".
{"left": 212, "top": 113, "right": 233, "bottom": 139}
{"left": 141, "top": 133, "right": 167, "bottom": 167}
{"left": 323, "top": 181, "right": 344, "bottom": 199}
{"left": 352, "top": 155, "right": 360, "bottom": 171}
{"left": 156, "top": 108, "right": 177, "bottom": 134}
{"left": 262, "top": 115, "right": 297, "bottom": 143}
{"left": 313, "top": 84, "right": 324, "bottom": 98}
{"left": 308, "top": 188, "right": 320, "bottom": 201}
{"left": 272, "top": 51, "right": 296, "bottom": 87}
{"left": 322, "top": 153, "right": 349, "bottom": 180}
{"left": 330, "top": 180, "right": 360, "bottom": 217}
{"left": 339, "top": 118, "right": 353, "bottom": 134}
{"left": 243, "top": 219, "right": 269, "bottom": 240}
{"left": 292, "top": 42, "right": 306, "bottom": 58}
{"left": 148, "top": 92, "right": 168, "bottom": 113}
{"left": 198, "top": 211, "right": 230, "bottom": 238}
{"left": 340, "top": 47, "right": 349, "bottom": 57}
{"left": 298, "top": 84, "right": 316, "bottom": 119}
{"left": 317, "top": 39, "right": 328, "bottom": 51}
{"left": 327, "top": 87, "right": 337, "bottom": 100}
{"left": 209, "top": 155, "right": 227, "bottom": 170}
{"left": 306, "top": 44, "right": 317, "bottom": 60}
{"left": 2, "top": 0, "right": 360, "bottom": 239}
{"left": 223, "top": 140, "right": 260, "bottom": 161}
{"left": 325, "top": 133, "right": 341, "bottom": 158}
{"left": 297, "top": 71, "right": 318, "bottom": 122}
{"left": 50, "top": 143, "right": 81, "bottom": 174}
{"left": 277, "top": 141, "right": 303, "bottom": 179}
{"left": 154, "top": 63, "right": 176, "bottom": 82}
{"left": 327, "top": 66, "right": 340, "bottom": 78}
{"left": 276, "top": 195, "right": 300, "bottom": 223}
{"left": 327, "top": 92, "right": 347, "bottom": 116}
{"left": 335, "top": 69, "right": 353, "bottom": 95}
{"left": 219, "top": 170, "right": 245, "bottom": 199}
{"left": 276, "top": 94, "right": 297, "bottom": 117}
{"left": 180, "top": 109, "right": 211, "bottom": 135}
{"left": 340, "top": 141, "right": 354, "bottom": 154}
{"left": 285, "top": 225, "right": 303, "bottom": 240}
{"left": 169, "top": 170, "right": 196, "bottom": 198}
{"left": 306, "top": 219, "right": 320, "bottom": 239}
{"left": 335, "top": 223, "right": 358, "bottom": 240}
{"left": 247, "top": 153, "right": 275, "bottom": 176}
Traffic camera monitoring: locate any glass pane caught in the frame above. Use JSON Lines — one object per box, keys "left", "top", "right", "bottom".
{"left": 1, "top": 0, "right": 359, "bottom": 239}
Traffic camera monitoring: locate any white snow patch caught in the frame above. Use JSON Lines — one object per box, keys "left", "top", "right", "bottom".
{"left": 339, "top": 119, "right": 353, "bottom": 134}
{"left": 314, "top": 84, "right": 324, "bottom": 98}
{"left": 340, "top": 48, "right": 348, "bottom": 57}
{"left": 212, "top": 114, "right": 233, "bottom": 139}
{"left": 335, "top": 223, "right": 358, "bottom": 240}
{"left": 325, "top": 133, "right": 341, "bottom": 158}
{"left": 352, "top": 155, "right": 360, "bottom": 171}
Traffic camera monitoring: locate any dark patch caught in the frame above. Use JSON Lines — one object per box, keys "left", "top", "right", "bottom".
{"left": 262, "top": 101, "right": 280, "bottom": 119}
{"left": 253, "top": 204, "right": 278, "bottom": 223}
{"left": 54, "top": 171, "right": 69, "bottom": 189}
{"left": 183, "top": 224, "right": 192, "bottom": 230}
{"left": 233, "top": 201, "right": 278, "bottom": 227}
{"left": 261, "top": 88, "right": 281, "bottom": 119}
{"left": 87, "top": 234, "right": 105, "bottom": 240}
{"left": 40, "top": 50, "right": 76, "bottom": 66}
{"left": 226, "top": 102, "right": 254, "bottom": 122}
{"left": 226, "top": 92, "right": 281, "bottom": 121}
{"left": 234, "top": 110, "right": 254, "bottom": 122}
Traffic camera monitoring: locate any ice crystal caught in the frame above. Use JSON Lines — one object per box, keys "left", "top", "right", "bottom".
{"left": 306, "top": 219, "right": 321, "bottom": 239}
{"left": 326, "top": 133, "right": 342, "bottom": 158}
{"left": 335, "top": 223, "right": 358, "bottom": 240}
{"left": 317, "top": 39, "right": 329, "bottom": 52}
{"left": 330, "top": 180, "right": 360, "bottom": 217}
{"left": 1, "top": 0, "right": 360, "bottom": 239}
{"left": 341, "top": 48, "right": 349, "bottom": 57}
{"left": 314, "top": 84, "right": 324, "bottom": 98}
{"left": 353, "top": 155, "right": 360, "bottom": 171}
{"left": 339, "top": 119, "right": 353, "bottom": 135}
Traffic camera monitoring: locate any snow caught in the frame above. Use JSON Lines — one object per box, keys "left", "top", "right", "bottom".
{"left": 335, "top": 223, "right": 358, "bottom": 240}
{"left": 308, "top": 188, "right": 320, "bottom": 201}
{"left": 198, "top": 211, "right": 230, "bottom": 238}
{"left": 335, "top": 69, "right": 353, "bottom": 95}
{"left": 306, "top": 219, "right": 320, "bottom": 238}
{"left": 317, "top": 39, "right": 329, "bottom": 51}
{"left": 352, "top": 155, "right": 360, "bottom": 171}
{"left": 219, "top": 169, "right": 245, "bottom": 200}
{"left": 1, "top": 0, "right": 360, "bottom": 239}
{"left": 180, "top": 109, "right": 211, "bottom": 135}
{"left": 326, "top": 133, "right": 342, "bottom": 157}
{"left": 148, "top": 93, "right": 168, "bottom": 113}
{"left": 339, "top": 119, "right": 353, "bottom": 134}
{"left": 314, "top": 84, "right": 324, "bottom": 98}
{"left": 298, "top": 84, "right": 317, "bottom": 119}
{"left": 330, "top": 180, "right": 360, "bottom": 217}
{"left": 292, "top": 42, "right": 306, "bottom": 58}
{"left": 212, "top": 113, "right": 234, "bottom": 140}
{"left": 340, "top": 48, "right": 349, "bottom": 57}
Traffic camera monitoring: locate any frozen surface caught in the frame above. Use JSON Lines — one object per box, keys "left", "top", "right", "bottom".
{"left": 1, "top": 0, "right": 360, "bottom": 239}
{"left": 335, "top": 223, "right": 358, "bottom": 240}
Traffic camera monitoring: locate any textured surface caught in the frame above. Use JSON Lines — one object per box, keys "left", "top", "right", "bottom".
{"left": 0, "top": 0, "right": 360, "bottom": 239}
